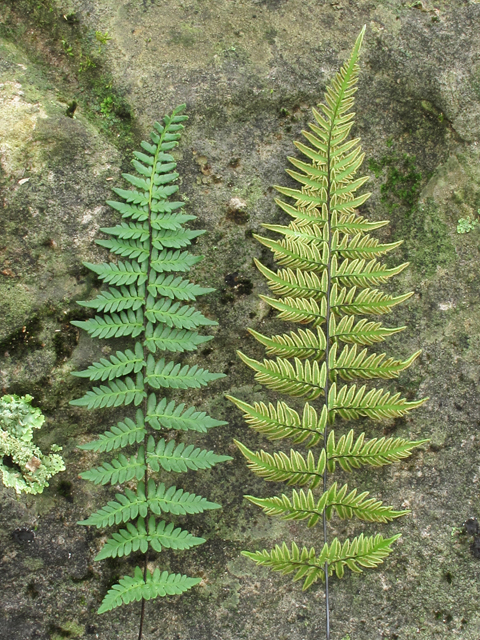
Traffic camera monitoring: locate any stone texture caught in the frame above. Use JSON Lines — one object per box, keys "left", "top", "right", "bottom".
{"left": 1, "top": 1, "right": 480, "bottom": 639}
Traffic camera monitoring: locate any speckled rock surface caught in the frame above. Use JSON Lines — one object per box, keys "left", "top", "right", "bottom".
{"left": 1, "top": 1, "right": 480, "bottom": 639}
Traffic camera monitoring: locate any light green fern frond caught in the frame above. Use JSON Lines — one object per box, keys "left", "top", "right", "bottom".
{"left": 242, "top": 533, "right": 401, "bottom": 589}
{"left": 226, "top": 396, "right": 326, "bottom": 447}
{"left": 326, "top": 429, "right": 428, "bottom": 472}
{"left": 246, "top": 483, "right": 407, "bottom": 526}
{"left": 228, "top": 26, "right": 426, "bottom": 609}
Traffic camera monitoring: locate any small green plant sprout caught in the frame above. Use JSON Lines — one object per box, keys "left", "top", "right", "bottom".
{"left": 95, "top": 30, "right": 112, "bottom": 53}
{"left": 78, "top": 55, "right": 96, "bottom": 73}
{"left": 0, "top": 394, "right": 65, "bottom": 495}
{"left": 100, "top": 96, "right": 114, "bottom": 117}
{"left": 457, "top": 212, "right": 479, "bottom": 234}
{"left": 61, "top": 39, "right": 74, "bottom": 57}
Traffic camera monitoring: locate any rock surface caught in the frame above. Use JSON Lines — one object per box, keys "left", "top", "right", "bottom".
{"left": 1, "top": 1, "right": 480, "bottom": 639}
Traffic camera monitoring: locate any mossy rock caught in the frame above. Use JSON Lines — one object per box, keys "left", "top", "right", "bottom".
{"left": 0, "top": 2, "right": 480, "bottom": 639}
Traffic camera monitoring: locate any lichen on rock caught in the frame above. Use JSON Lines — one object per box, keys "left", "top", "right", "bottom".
{"left": 0, "top": 394, "right": 65, "bottom": 494}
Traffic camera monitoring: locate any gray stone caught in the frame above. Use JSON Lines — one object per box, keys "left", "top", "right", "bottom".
{"left": 0, "top": 1, "right": 480, "bottom": 639}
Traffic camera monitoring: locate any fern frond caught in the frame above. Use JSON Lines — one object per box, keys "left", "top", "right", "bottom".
{"left": 95, "top": 517, "right": 150, "bottom": 560}
{"left": 146, "top": 436, "right": 231, "bottom": 473}
{"left": 259, "top": 295, "right": 326, "bottom": 326}
{"left": 83, "top": 261, "right": 147, "bottom": 286}
{"left": 227, "top": 29, "right": 427, "bottom": 614}
{"left": 237, "top": 352, "right": 326, "bottom": 400}
{"left": 77, "top": 285, "right": 144, "bottom": 313}
{"left": 145, "top": 297, "right": 217, "bottom": 329}
{"left": 101, "top": 222, "right": 150, "bottom": 241}
{"left": 145, "top": 356, "right": 225, "bottom": 390}
{"left": 147, "top": 517, "right": 205, "bottom": 552}
{"left": 335, "top": 232, "right": 402, "bottom": 259}
{"left": 330, "top": 314, "right": 405, "bottom": 345}
{"left": 96, "top": 238, "right": 149, "bottom": 262}
{"left": 248, "top": 327, "right": 326, "bottom": 360}
{"left": 146, "top": 479, "right": 221, "bottom": 515}
{"left": 78, "top": 482, "right": 148, "bottom": 528}
{"left": 70, "top": 309, "right": 144, "bottom": 339}
{"left": 235, "top": 440, "right": 326, "bottom": 489}
{"left": 71, "top": 343, "right": 145, "bottom": 381}
{"left": 145, "top": 323, "right": 213, "bottom": 354}
{"left": 326, "top": 429, "right": 428, "bottom": 472}
{"left": 150, "top": 248, "right": 202, "bottom": 273}
{"left": 80, "top": 446, "right": 146, "bottom": 486}
{"left": 72, "top": 106, "right": 228, "bottom": 625}
{"left": 254, "top": 259, "right": 327, "bottom": 300}
{"left": 254, "top": 235, "right": 328, "bottom": 272}
{"left": 247, "top": 483, "right": 407, "bottom": 525}
{"left": 98, "top": 566, "right": 200, "bottom": 614}
{"left": 330, "top": 382, "right": 427, "bottom": 420}
{"left": 334, "top": 345, "right": 421, "bottom": 380}
{"left": 70, "top": 373, "right": 146, "bottom": 409}
{"left": 146, "top": 395, "right": 227, "bottom": 432}
{"left": 147, "top": 273, "right": 215, "bottom": 301}
{"left": 152, "top": 228, "right": 205, "bottom": 249}
{"left": 78, "top": 412, "right": 146, "bottom": 453}
{"left": 226, "top": 397, "right": 326, "bottom": 447}
{"left": 243, "top": 533, "right": 401, "bottom": 588}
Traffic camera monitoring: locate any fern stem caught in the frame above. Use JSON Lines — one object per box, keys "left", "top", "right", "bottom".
{"left": 322, "top": 157, "right": 332, "bottom": 640}
{"left": 137, "top": 120, "right": 168, "bottom": 640}
{"left": 138, "top": 589, "right": 146, "bottom": 640}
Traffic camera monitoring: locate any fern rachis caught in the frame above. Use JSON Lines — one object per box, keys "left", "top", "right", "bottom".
{"left": 71, "top": 106, "right": 230, "bottom": 636}
{"left": 227, "top": 26, "right": 427, "bottom": 639}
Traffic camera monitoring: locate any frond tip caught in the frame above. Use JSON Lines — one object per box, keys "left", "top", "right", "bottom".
{"left": 242, "top": 532, "right": 401, "bottom": 589}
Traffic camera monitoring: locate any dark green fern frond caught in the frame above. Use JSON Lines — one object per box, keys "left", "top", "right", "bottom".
{"left": 146, "top": 395, "right": 227, "bottom": 433}
{"left": 146, "top": 479, "right": 221, "bottom": 516}
{"left": 70, "top": 106, "right": 229, "bottom": 626}
{"left": 228, "top": 26, "right": 427, "bottom": 619}
{"left": 98, "top": 567, "right": 201, "bottom": 614}
{"left": 77, "top": 413, "right": 146, "bottom": 453}
{"left": 94, "top": 517, "right": 205, "bottom": 561}
{"left": 79, "top": 446, "right": 146, "bottom": 486}
{"left": 72, "top": 343, "right": 145, "bottom": 381}
{"left": 145, "top": 435, "right": 231, "bottom": 473}
{"left": 77, "top": 285, "right": 145, "bottom": 312}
